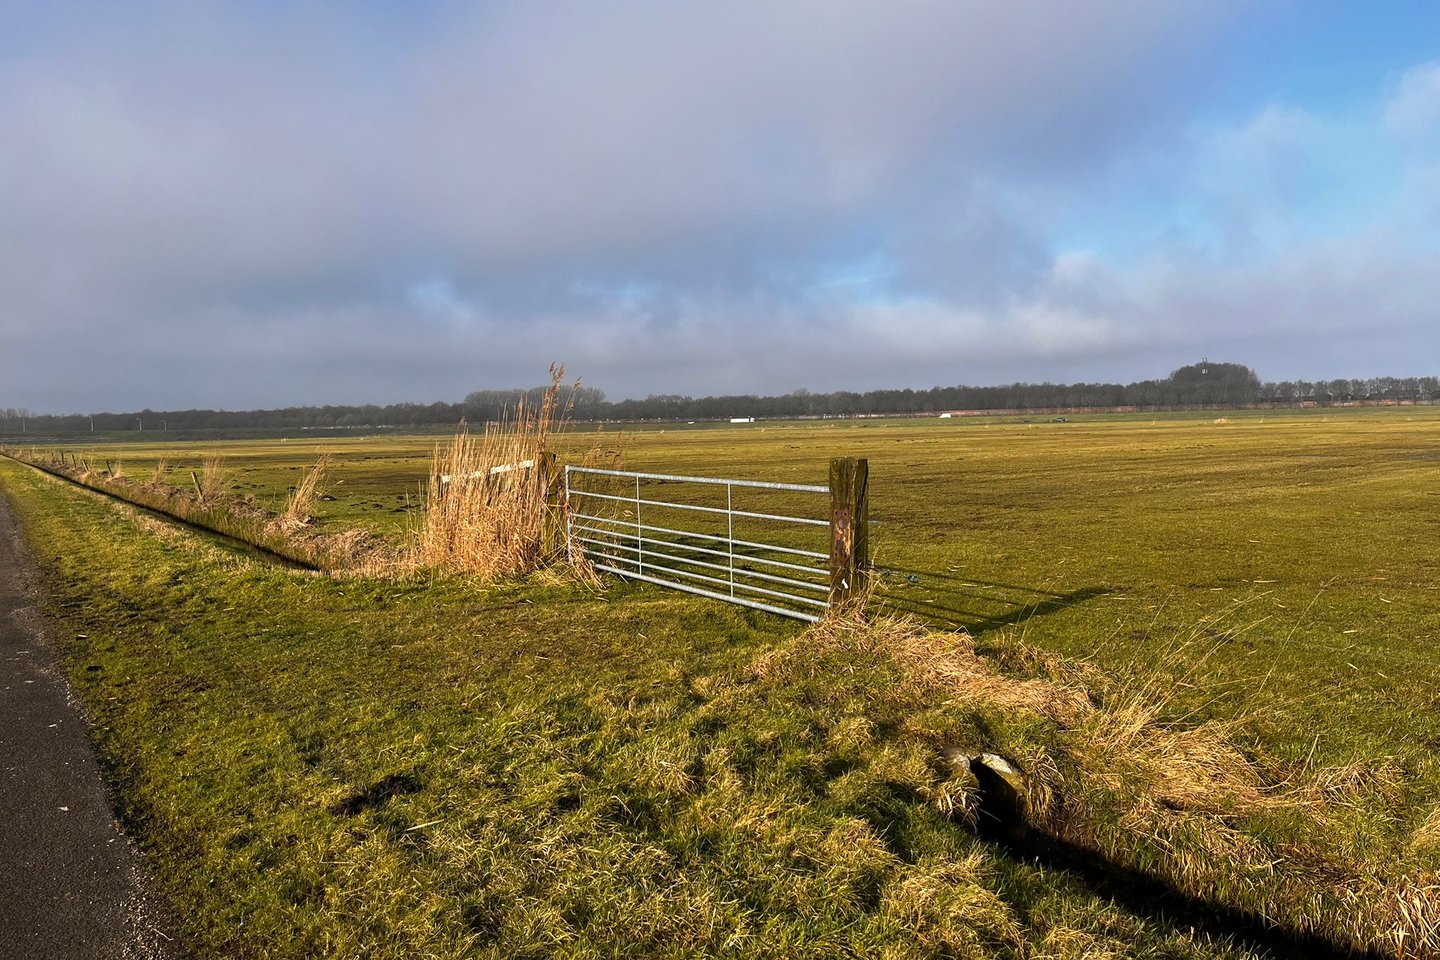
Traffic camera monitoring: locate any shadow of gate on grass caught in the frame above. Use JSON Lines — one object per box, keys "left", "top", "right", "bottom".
{"left": 871, "top": 564, "right": 1112, "bottom": 635}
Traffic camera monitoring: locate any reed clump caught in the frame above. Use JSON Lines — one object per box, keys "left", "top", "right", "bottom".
{"left": 197, "top": 454, "right": 227, "bottom": 505}
{"left": 271, "top": 455, "right": 331, "bottom": 534}
{"left": 411, "top": 364, "right": 569, "bottom": 581}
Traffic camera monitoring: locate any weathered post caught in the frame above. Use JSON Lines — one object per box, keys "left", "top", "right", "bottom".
{"left": 828, "top": 457, "right": 869, "bottom": 613}
{"left": 534, "top": 450, "right": 557, "bottom": 499}
{"left": 534, "top": 450, "right": 560, "bottom": 555}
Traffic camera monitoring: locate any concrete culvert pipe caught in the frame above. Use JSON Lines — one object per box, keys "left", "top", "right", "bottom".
{"left": 942, "top": 747, "right": 1030, "bottom": 841}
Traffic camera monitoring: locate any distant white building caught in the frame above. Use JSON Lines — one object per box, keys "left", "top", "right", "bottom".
{"left": 730, "top": 417, "right": 755, "bottom": 424}
{"left": 938, "top": 412, "right": 953, "bottom": 419}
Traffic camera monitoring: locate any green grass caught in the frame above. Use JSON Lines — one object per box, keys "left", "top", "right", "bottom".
{"left": 5, "top": 406, "right": 1440, "bottom": 955}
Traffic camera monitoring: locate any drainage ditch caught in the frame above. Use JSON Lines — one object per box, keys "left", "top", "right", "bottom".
{"left": 1, "top": 453, "right": 319, "bottom": 572}
{"left": 958, "top": 751, "right": 1393, "bottom": 960}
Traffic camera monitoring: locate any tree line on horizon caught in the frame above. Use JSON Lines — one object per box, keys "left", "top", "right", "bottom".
{"left": 4, "top": 362, "right": 1438, "bottom": 436}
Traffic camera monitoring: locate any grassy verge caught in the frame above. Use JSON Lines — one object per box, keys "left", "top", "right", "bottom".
{"left": 3, "top": 450, "right": 1437, "bottom": 956}
{"left": 0, "top": 448, "right": 383, "bottom": 572}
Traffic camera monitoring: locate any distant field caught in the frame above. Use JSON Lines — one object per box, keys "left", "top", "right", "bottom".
{"left": 7, "top": 405, "right": 1440, "bottom": 957}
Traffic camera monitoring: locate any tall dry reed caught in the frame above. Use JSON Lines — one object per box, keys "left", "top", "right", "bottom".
{"left": 197, "top": 454, "right": 227, "bottom": 505}
{"left": 411, "top": 364, "right": 569, "bottom": 580}
{"left": 275, "top": 455, "right": 331, "bottom": 532}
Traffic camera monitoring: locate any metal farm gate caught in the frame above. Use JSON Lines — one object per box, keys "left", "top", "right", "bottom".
{"left": 564, "top": 461, "right": 868, "bottom": 622}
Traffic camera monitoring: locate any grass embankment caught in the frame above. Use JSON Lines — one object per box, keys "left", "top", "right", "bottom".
{"left": 3, "top": 446, "right": 1439, "bottom": 956}
{"left": 0, "top": 447, "right": 378, "bottom": 572}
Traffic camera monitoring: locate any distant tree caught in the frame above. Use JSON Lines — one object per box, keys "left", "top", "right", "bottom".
{"left": 1166, "top": 360, "right": 1261, "bottom": 404}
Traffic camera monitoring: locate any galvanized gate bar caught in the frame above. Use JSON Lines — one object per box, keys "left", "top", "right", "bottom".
{"left": 565, "top": 465, "right": 832, "bottom": 622}
{"left": 564, "top": 492, "right": 835, "bottom": 529}
{"left": 571, "top": 535, "right": 828, "bottom": 593}
{"left": 570, "top": 511, "right": 829, "bottom": 561}
{"left": 567, "top": 466, "right": 827, "bottom": 494}
{"left": 569, "top": 519, "right": 827, "bottom": 575}
{"left": 579, "top": 546, "right": 830, "bottom": 608}
{"left": 587, "top": 563, "right": 823, "bottom": 622}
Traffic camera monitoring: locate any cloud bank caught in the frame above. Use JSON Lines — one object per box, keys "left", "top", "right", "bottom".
{"left": 1, "top": 2, "right": 1436, "bottom": 411}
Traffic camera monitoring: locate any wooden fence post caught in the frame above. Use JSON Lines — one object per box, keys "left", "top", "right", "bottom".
{"left": 829, "top": 457, "right": 869, "bottom": 612}
{"left": 535, "top": 450, "right": 561, "bottom": 555}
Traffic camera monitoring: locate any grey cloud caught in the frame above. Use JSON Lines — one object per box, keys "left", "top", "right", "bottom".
{"left": 400, "top": 2, "right": 1232, "bottom": 265}
{"left": 11, "top": 0, "right": 1426, "bottom": 415}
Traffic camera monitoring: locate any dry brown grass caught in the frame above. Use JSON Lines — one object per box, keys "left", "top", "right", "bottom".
{"left": 410, "top": 364, "right": 570, "bottom": 580}
{"left": 150, "top": 459, "right": 168, "bottom": 485}
{"left": 756, "top": 614, "right": 1092, "bottom": 725}
{"left": 271, "top": 455, "right": 331, "bottom": 534}
{"left": 1304, "top": 756, "right": 1408, "bottom": 811}
{"left": 1385, "top": 879, "right": 1440, "bottom": 959}
{"left": 878, "top": 852, "right": 1025, "bottom": 958}
{"left": 1410, "top": 807, "right": 1440, "bottom": 859}
{"left": 1066, "top": 698, "right": 1267, "bottom": 815}
{"left": 304, "top": 526, "right": 391, "bottom": 576}
{"left": 760, "top": 614, "right": 1268, "bottom": 825}
{"left": 197, "top": 454, "right": 227, "bottom": 505}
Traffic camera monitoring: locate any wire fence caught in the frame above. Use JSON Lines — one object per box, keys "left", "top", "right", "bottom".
{"left": 565, "top": 466, "right": 833, "bottom": 622}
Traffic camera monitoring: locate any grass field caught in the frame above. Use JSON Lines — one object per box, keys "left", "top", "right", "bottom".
{"left": 3, "top": 406, "right": 1439, "bottom": 957}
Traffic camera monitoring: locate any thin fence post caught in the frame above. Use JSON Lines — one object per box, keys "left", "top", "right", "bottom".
{"left": 828, "top": 457, "right": 869, "bottom": 613}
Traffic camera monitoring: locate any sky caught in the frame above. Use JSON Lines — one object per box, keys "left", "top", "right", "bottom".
{"left": 2, "top": 1, "right": 1438, "bottom": 412}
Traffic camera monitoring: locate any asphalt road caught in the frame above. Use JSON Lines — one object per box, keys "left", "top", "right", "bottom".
{"left": 0, "top": 489, "right": 177, "bottom": 959}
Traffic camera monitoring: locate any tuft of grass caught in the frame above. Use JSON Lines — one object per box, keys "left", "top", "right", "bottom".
{"left": 880, "top": 853, "right": 1026, "bottom": 958}
{"left": 1410, "top": 806, "right": 1440, "bottom": 859}
{"left": 272, "top": 455, "right": 331, "bottom": 534}
{"left": 197, "top": 454, "right": 226, "bottom": 505}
